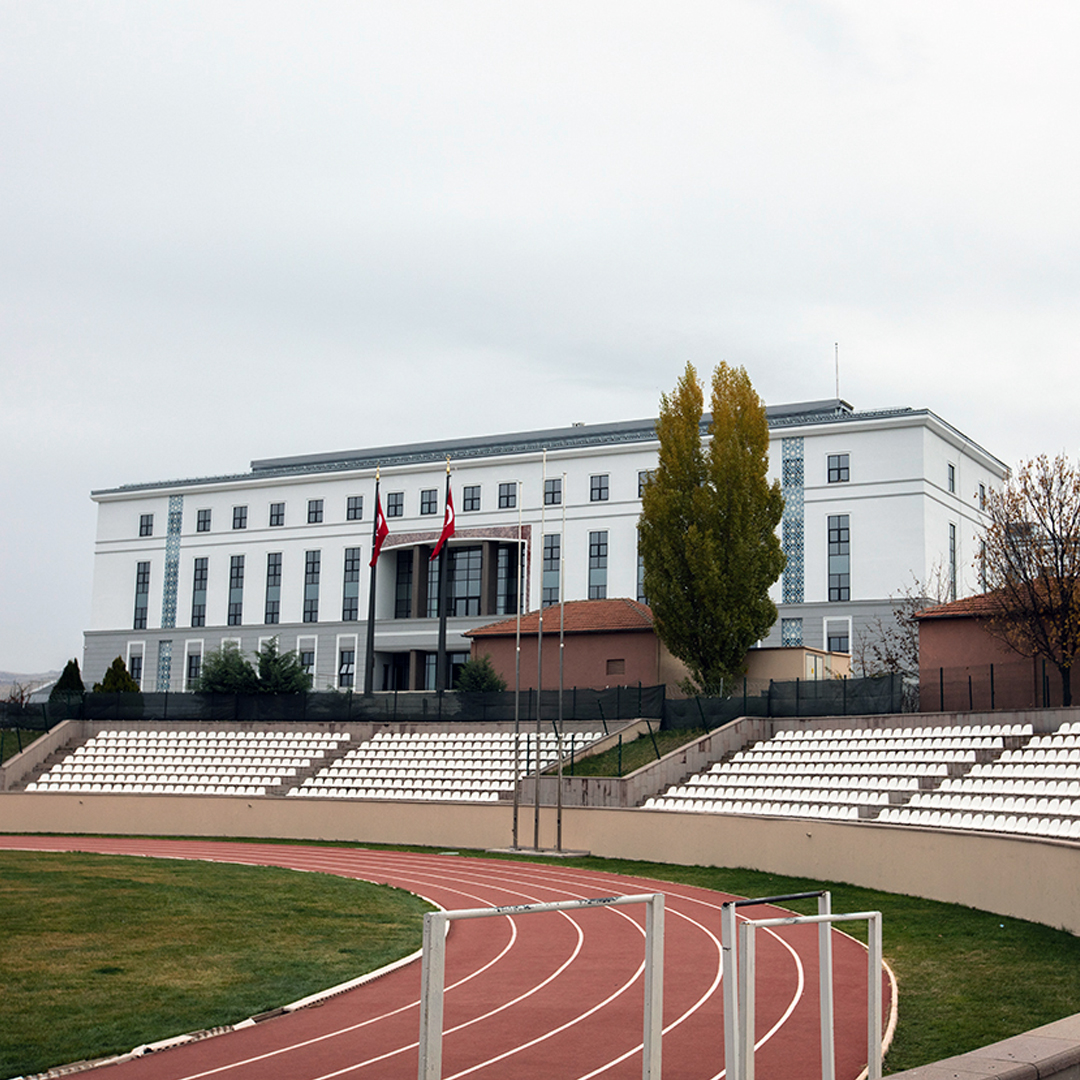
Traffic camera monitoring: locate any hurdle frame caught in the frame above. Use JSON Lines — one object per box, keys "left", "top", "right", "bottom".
{"left": 418, "top": 892, "right": 665, "bottom": 1080}
{"left": 722, "top": 891, "right": 883, "bottom": 1080}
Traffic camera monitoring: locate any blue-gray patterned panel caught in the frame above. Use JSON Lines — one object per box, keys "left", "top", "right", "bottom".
{"left": 161, "top": 494, "right": 183, "bottom": 629}
{"left": 781, "top": 438, "right": 805, "bottom": 603}
{"left": 781, "top": 618, "right": 804, "bottom": 647}
{"left": 156, "top": 639, "right": 173, "bottom": 692}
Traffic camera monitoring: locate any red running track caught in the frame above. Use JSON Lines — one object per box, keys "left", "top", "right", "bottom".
{"left": 2, "top": 837, "right": 891, "bottom": 1080}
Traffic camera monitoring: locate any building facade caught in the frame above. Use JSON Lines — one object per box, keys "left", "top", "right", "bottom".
{"left": 83, "top": 399, "right": 1007, "bottom": 693}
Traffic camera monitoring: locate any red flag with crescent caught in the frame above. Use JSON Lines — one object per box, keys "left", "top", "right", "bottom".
{"left": 369, "top": 493, "right": 389, "bottom": 567}
{"left": 430, "top": 483, "right": 455, "bottom": 560}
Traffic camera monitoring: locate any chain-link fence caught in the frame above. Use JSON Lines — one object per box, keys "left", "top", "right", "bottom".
{"left": 919, "top": 658, "right": 1071, "bottom": 712}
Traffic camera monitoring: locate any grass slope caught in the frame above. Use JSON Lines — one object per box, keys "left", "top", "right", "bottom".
{"left": 0, "top": 851, "right": 432, "bottom": 1079}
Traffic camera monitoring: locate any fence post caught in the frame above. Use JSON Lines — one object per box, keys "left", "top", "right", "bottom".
{"left": 842, "top": 675, "right": 847, "bottom": 715}
{"left": 795, "top": 677, "right": 800, "bottom": 717}
{"left": 990, "top": 664, "right": 995, "bottom": 710}
{"left": 968, "top": 674, "right": 973, "bottom": 712}
{"left": 743, "top": 677, "right": 747, "bottom": 716}
{"left": 617, "top": 732, "right": 623, "bottom": 777}
{"left": 939, "top": 668, "right": 944, "bottom": 712}
{"left": 768, "top": 679, "right": 773, "bottom": 718}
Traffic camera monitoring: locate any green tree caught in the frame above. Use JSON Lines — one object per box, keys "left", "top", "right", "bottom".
{"left": 255, "top": 638, "right": 313, "bottom": 693}
{"left": 455, "top": 654, "right": 508, "bottom": 692}
{"left": 195, "top": 642, "right": 259, "bottom": 694}
{"left": 49, "top": 659, "right": 85, "bottom": 700}
{"left": 92, "top": 656, "right": 141, "bottom": 693}
{"left": 638, "top": 361, "right": 785, "bottom": 695}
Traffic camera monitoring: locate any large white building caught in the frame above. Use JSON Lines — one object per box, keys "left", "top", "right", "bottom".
{"left": 84, "top": 399, "right": 1007, "bottom": 693}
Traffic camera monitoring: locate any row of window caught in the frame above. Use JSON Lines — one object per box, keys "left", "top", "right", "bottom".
{"left": 138, "top": 498, "right": 364, "bottom": 539}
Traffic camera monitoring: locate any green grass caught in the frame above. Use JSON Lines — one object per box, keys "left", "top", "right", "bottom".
{"left": 560, "top": 726, "right": 708, "bottom": 777}
{"left": 0, "top": 851, "right": 433, "bottom": 1079}
{"left": 0, "top": 727, "right": 44, "bottom": 764}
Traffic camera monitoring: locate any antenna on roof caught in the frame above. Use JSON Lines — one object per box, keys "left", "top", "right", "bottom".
{"left": 835, "top": 342, "right": 840, "bottom": 402}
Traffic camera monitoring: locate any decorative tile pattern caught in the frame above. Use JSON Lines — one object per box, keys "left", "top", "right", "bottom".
{"left": 156, "top": 639, "right": 173, "bottom": 692}
{"left": 781, "top": 617, "right": 804, "bottom": 647}
{"left": 781, "top": 438, "right": 805, "bottom": 603}
{"left": 161, "top": 494, "right": 183, "bottom": 629}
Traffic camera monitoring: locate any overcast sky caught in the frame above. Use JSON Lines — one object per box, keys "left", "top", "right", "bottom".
{"left": 2, "top": 1, "right": 1079, "bottom": 674}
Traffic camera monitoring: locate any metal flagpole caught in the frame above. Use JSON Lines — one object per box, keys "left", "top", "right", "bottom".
{"left": 363, "top": 468, "right": 382, "bottom": 696}
{"left": 435, "top": 458, "right": 452, "bottom": 694}
{"left": 512, "top": 481, "right": 523, "bottom": 850}
{"left": 556, "top": 470, "right": 566, "bottom": 852}
{"left": 534, "top": 449, "right": 546, "bottom": 851}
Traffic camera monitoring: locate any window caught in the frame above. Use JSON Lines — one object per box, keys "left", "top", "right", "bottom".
{"left": 196, "top": 509, "right": 211, "bottom": 532}
{"left": 542, "top": 534, "right": 560, "bottom": 606}
{"left": 947, "top": 463, "right": 956, "bottom": 493}
{"left": 827, "top": 454, "right": 850, "bottom": 484}
{"left": 588, "top": 531, "right": 608, "bottom": 599}
{"left": 420, "top": 489, "right": 438, "bottom": 515}
{"left": 265, "top": 552, "right": 281, "bottom": 624}
{"left": 948, "top": 523, "right": 957, "bottom": 601}
{"left": 133, "top": 562, "right": 150, "bottom": 630}
{"left": 187, "top": 652, "right": 202, "bottom": 687}
{"left": 544, "top": 477, "right": 562, "bottom": 506}
{"left": 979, "top": 483, "right": 986, "bottom": 511}
{"left": 338, "top": 649, "right": 355, "bottom": 689}
{"left": 638, "top": 470, "right": 654, "bottom": 498}
{"left": 462, "top": 485, "right": 481, "bottom": 512}
{"left": 590, "top": 474, "right": 609, "bottom": 502}
{"left": 606, "top": 659, "right": 626, "bottom": 676}
{"left": 386, "top": 492, "right": 404, "bottom": 518}
{"left": 299, "top": 649, "right": 315, "bottom": 677}
{"left": 827, "top": 632, "right": 849, "bottom": 652}
{"left": 307, "top": 499, "right": 324, "bottom": 524}
{"left": 781, "top": 618, "right": 803, "bottom": 647}
{"left": 129, "top": 654, "right": 143, "bottom": 687}
{"left": 269, "top": 502, "right": 285, "bottom": 527}
{"left": 496, "top": 544, "right": 520, "bottom": 615}
{"left": 232, "top": 505, "right": 247, "bottom": 530}
{"left": 498, "top": 482, "right": 517, "bottom": 509}
{"left": 139, "top": 514, "right": 153, "bottom": 537}
{"left": 828, "top": 515, "right": 850, "bottom": 602}
{"left": 303, "top": 550, "right": 320, "bottom": 622}
{"left": 395, "top": 550, "right": 414, "bottom": 619}
{"left": 448, "top": 547, "right": 482, "bottom": 616}
{"left": 228, "top": 555, "right": 244, "bottom": 625}
{"left": 191, "top": 557, "right": 208, "bottom": 627}
{"left": 342, "top": 547, "right": 360, "bottom": 621}
{"left": 346, "top": 495, "right": 363, "bottom": 521}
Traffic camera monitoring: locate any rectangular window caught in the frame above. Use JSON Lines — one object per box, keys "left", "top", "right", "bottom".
{"left": 420, "top": 488, "right": 438, "bottom": 515}
{"left": 342, "top": 547, "right": 361, "bottom": 621}
{"left": 827, "top": 632, "right": 849, "bottom": 652}
{"left": 139, "top": 514, "right": 153, "bottom": 537}
{"left": 496, "top": 544, "right": 520, "bottom": 615}
{"left": 949, "top": 522, "right": 958, "bottom": 601}
{"left": 196, "top": 509, "right": 211, "bottom": 532}
{"left": 264, "top": 552, "right": 281, "bottom": 624}
{"left": 947, "top": 463, "right": 956, "bottom": 493}
{"left": 133, "top": 561, "right": 150, "bottom": 630}
{"left": 346, "top": 495, "right": 363, "bottom": 521}
{"left": 590, "top": 474, "right": 609, "bottom": 502}
{"left": 462, "top": 485, "right": 481, "bottom": 512}
{"left": 979, "top": 483, "right": 986, "bottom": 510}
{"left": 228, "top": 554, "right": 245, "bottom": 625}
{"left": 191, "top": 557, "right": 208, "bottom": 627}
{"left": 386, "top": 492, "right": 404, "bottom": 518}
{"left": 269, "top": 502, "right": 285, "bottom": 527}
{"left": 129, "top": 654, "right": 143, "bottom": 687}
{"left": 338, "top": 648, "right": 355, "bottom": 689}
{"left": 606, "top": 658, "right": 625, "bottom": 676}
{"left": 638, "top": 470, "right": 653, "bottom": 498}
{"left": 827, "top": 454, "right": 850, "bottom": 483}
{"left": 303, "top": 550, "right": 320, "bottom": 622}
{"left": 588, "top": 530, "right": 608, "bottom": 599}
{"left": 542, "top": 533, "right": 560, "bottom": 606}
{"left": 498, "top": 482, "right": 517, "bottom": 509}
{"left": 187, "top": 652, "right": 202, "bottom": 687}
{"left": 447, "top": 547, "right": 482, "bottom": 617}
{"left": 544, "top": 478, "right": 562, "bottom": 506}
{"left": 299, "top": 649, "right": 315, "bottom": 676}
{"left": 395, "top": 550, "right": 414, "bottom": 619}
{"left": 828, "top": 515, "right": 850, "bottom": 602}
{"left": 308, "top": 499, "right": 324, "bottom": 524}
{"left": 232, "top": 505, "right": 247, "bottom": 530}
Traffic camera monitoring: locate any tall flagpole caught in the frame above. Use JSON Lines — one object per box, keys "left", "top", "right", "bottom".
{"left": 534, "top": 449, "right": 546, "bottom": 850}
{"left": 512, "top": 480, "right": 523, "bottom": 850}
{"left": 435, "top": 458, "right": 452, "bottom": 694}
{"left": 363, "top": 468, "right": 382, "bottom": 696}
{"left": 556, "top": 470, "right": 566, "bottom": 852}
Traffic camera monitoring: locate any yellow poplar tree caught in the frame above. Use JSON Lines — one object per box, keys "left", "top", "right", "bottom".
{"left": 639, "top": 362, "right": 785, "bottom": 695}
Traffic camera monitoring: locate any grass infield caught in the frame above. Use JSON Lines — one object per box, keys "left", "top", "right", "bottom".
{"left": 0, "top": 851, "right": 433, "bottom": 1079}
{"left": 3, "top": 840, "right": 1080, "bottom": 1077}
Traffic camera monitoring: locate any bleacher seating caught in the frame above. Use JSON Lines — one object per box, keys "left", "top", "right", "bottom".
{"left": 285, "top": 728, "right": 603, "bottom": 802}
{"left": 24, "top": 729, "right": 349, "bottom": 796}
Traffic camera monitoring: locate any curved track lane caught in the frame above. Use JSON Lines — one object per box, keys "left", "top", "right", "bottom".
{"left": 2, "top": 837, "right": 889, "bottom": 1080}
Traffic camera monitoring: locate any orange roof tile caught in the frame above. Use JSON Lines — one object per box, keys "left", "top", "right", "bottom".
{"left": 465, "top": 598, "right": 655, "bottom": 638}
{"left": 915, "top": 593, "right": 1000, "bottom": 620}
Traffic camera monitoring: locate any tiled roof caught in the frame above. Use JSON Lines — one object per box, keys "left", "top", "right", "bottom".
{"left": 916, "top": 594, "right": 999, "bottom": 620}
{"left": 465, "top": 598, "right": 655, "bottom": 638}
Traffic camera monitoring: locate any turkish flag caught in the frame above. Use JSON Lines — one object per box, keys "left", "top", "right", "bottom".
{"left": 430, "top": 484, "right": 455, "bottom": 560}
{"left": 369, "top": 493, "right": 389, "bottom": 567}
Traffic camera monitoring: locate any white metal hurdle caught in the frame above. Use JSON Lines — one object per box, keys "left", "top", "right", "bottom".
{"left": 721, "top": 891, "right": 883, "bottom": 1080}
{"left": 418, "top": 892, "right": 665, "bottom": 1080}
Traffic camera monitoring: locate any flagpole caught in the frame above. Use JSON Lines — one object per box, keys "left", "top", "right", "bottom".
{"left": 435, "top": 458, "right": 452, "bottom": 694}
{"left": 556, "top": 470, "right": 566, "bottom": 852}
{"left": 512, "top": 480, "right": 523, "bottom": 850}
{"left": 535, "top": 449, "right": 546, "bottom": 851}
{"left": 363, "top": 469, "right": 382, "bottom": 696}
